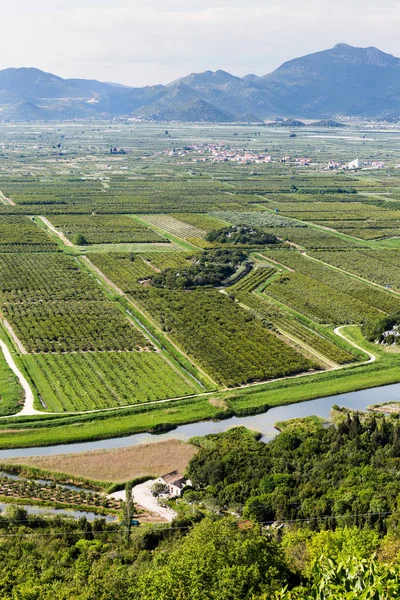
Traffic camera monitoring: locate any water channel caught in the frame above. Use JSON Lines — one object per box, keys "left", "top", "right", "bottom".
{"left": 1, "top": 381, "right": 400, "bottom": 460}
{"left": 0, "top": 503, "right": 117, "bottom": 522}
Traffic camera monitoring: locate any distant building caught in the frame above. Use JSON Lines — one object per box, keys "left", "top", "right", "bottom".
{"left": 346, "top": 158, "right": 361, "bottom": 170}
{"left": 158, "top": 471, "right": 191, "bottom": 497}
{"left": 110, "top": 147, "right": 126, "bottom": 155}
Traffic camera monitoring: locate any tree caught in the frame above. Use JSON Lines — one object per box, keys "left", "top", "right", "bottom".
{"left": 136, "top": 517, "right": 289, "bottom": 600}
{"left": 122, "top": 482, "right": 135, "bottom": 543}
{"left": 73, "top": 233, "right": 88, "bottom": 246}
{"left": 151, "top": 482, "right": 168, "bottom": 495}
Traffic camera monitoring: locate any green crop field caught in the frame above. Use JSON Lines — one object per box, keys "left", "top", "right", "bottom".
{"left": 49, "top": 214, "right": 167, "bottom": 244}
{"left": 0, "top": 253, "right": 152, "bottom": 352}
{"left": 130, "top": 286, "right": 317, "bottom": 386}
{"left": 0, "top": 216, "right": 57, "bottom": 252}
{"left": 24, "top": 352, "right": 197, "bottom": 412}
{"left": 309, "top": 249, "right": 400, "bottom": 289}
{"left": 0, "top": 345, "right": 24, "bottom": 416}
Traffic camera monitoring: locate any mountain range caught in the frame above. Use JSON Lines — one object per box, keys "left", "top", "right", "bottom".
{"left": 1, "top": 43, "right": 400, "bottom": 122}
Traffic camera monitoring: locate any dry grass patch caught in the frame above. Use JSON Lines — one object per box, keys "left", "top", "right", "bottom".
{"left": 5, "top": 439, "right": 197, "bottom": 484}
{"left": 208, "top": 397, "right": 229, "bottom": 411}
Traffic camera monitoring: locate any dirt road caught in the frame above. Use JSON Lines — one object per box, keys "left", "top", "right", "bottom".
{"left": 0, "top": 340, "right": 40, "bottom": 416}
{"left": 109, "top": 479, "right": 177, "bottom": 522}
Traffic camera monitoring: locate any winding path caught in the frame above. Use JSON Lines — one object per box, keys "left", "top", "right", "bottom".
{"left": 334, "top": 326, "right": 376, "bottom": 364}
{"left": 0, "top": 341, "right": 41, "bottom": 416}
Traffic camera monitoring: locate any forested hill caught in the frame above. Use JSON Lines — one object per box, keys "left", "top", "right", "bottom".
{"left": 1, "top": 44, "right": 400, "bottom": 121}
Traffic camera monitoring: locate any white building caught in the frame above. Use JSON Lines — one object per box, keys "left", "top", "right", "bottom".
{"left": 347, "top": 158, "right": 361, "bottom": 170}
{"left": 158, "top": 471, "right": 192, "bottom": 497}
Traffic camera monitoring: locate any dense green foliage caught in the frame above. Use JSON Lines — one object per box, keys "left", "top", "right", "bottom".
{"left": 362, "top": 311, "right": 400, "bottom": 344}
{"left": 1, "top": 480, "right": 400, "bottom": 598}
{"left": 205, "top": 224, "right": 279, "bottom": 245}
{"left": 151, "top": 249, "right": 248, "bottom": 289}
{"left": 187, "top": 418, "right": 400, "bottom": 531}
{"left": 0, "top": 512, "right": 290, "bottom": 599}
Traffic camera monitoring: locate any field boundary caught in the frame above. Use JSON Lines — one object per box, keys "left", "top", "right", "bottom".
{"left": 2, "top": 320, "right": 27, "bottom": 355}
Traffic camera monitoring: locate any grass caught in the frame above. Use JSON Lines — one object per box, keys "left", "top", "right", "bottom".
{"left": 274, "top": 415, "right": 325, "bottom": 432}
{"left": 0, "top": 396, "right": 221, "bottom": 449}
{"left": 0, "top": 348, "right": 23, "bottom": 416}
{"left": 0, "top": 326, "right": 29, "bottom": 416}
{"left": 4, "top": 439, "right": 197, "bottom": 483}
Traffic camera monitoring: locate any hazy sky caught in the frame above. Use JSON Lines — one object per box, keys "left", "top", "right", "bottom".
{"left": 3, "top": 0, "right": 400, "bottom": 85}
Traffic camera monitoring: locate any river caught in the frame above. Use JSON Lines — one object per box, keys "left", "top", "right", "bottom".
{"left": 0, "top": 381, "right": 399, "bottom": 459}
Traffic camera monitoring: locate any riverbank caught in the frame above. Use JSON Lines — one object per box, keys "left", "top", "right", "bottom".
{"left": 0, "top": 327, "right": 398, "bottom": 450}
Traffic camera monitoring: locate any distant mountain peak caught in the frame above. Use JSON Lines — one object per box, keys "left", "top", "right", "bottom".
{"left": 333, "top": 43, "right": 353, "bottom": 49}
{"left": 329, "top": 43, "right": 400, "bottom": 67}
{"left": 0, "top": 44, "right": 399, "bottom": 121}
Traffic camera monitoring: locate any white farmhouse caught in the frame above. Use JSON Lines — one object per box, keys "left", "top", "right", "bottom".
{"left": 158, "top": 471, "right": 191, "bottom": 497}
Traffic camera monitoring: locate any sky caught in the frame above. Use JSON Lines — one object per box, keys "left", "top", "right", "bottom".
{"left": 3, "top": 0, "right": 400, "bottom": 86}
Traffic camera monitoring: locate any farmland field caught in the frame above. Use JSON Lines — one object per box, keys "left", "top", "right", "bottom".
{"left": 0, "top": 120, "right": 399, "bottom": 442}
{"left": 260, "top": 250, "right": 400, "bottom": 314}
{"left": 24, "top": 352, "right": 197, "bottom": 412}
{"left": 0, "top": 253, "right": 152, "bottom": 352}
{"left": 0, "top": 216, "right": 57, "bottom": 252}
{"left": 130, "top": 287, "right": 318, "bottom": 386}
{"left": 0, "top": 333, "right": 23, "bottom": 416}
{"left": 309, "top": 249, "right": 400, "bottom": 290}
{"left": 140, "top": 214, "right": 208, "bottom": 239}
{"left": 49, "top": 214, "right": 167, "bottom": 244}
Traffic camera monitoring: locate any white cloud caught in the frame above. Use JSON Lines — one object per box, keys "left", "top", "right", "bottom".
{"left": 0, "top": 0, "right": 399, "bottom": 85}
